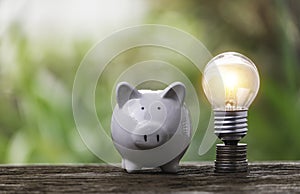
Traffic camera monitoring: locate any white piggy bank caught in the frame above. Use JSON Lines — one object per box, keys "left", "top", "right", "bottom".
{"left": 111, "top": 82, "right": 192, "bottom": 173}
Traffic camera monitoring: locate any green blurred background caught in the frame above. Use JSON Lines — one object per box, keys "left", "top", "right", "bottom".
{"left": 0, "top": 0, "right": 299, "bottom": 163}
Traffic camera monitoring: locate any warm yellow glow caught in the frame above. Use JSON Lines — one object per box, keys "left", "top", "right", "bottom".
{"left": 223, "top": 71, "right": 238, "bottom": 90}
{"left": 222, "top": 70, "right": 239, "bottom": 110}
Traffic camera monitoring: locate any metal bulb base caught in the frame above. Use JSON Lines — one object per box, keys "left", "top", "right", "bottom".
{"left": 215, "top": 143, "right": 248, "bottom": 173}
{"left": 214, "top": 110, "right": 248, "bottom": 142}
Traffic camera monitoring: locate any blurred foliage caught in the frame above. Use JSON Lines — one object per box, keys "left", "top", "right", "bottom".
{"left": 0, "top": 0, "right": 299, "bottom": 163}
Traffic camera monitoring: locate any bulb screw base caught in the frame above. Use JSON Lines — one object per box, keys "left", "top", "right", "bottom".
{"left": 214, "top": 110, "right": 248, "bottom": 143}
{"left": 215, "top": 143, "right": 248, "bottom": 173}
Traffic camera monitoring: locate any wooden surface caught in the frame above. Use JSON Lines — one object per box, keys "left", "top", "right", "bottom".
{"left": 0, "top": 162, "right": 299, "bottom": 193}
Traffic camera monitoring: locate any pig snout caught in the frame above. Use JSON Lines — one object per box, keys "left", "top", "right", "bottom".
{"left": 131, "top": 122, "right": 168, "bottom": 149}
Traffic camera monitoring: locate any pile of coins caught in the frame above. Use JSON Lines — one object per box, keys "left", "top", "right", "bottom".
{"left": 215, "top": 143, "right": 248, "bottom": 173}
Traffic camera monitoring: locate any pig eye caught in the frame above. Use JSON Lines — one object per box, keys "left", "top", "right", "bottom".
{"left": 141, "top": 107, "right": 145, "bottom": 110}
{"left": 157, "top": 107, "right": 161, "bottom": 110}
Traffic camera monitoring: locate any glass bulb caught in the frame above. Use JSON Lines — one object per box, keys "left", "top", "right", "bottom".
{"left": 202, "top": 52, "right": 260, "bottom": 111}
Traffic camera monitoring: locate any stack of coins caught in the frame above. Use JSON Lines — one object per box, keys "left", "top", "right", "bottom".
{"left": 215, "top": 143, "right": 248, "bottom": 173}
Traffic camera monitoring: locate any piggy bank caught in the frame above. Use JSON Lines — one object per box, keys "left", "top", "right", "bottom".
{"left": 111, "top": 82, "right": 192, "bottom": 173}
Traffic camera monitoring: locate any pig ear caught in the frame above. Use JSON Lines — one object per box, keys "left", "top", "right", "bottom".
{"left": 161, "top": 82, "right": 186, "bottom": 105}
{"left": 116, "top": 82, "right": 141, "bottom": 108}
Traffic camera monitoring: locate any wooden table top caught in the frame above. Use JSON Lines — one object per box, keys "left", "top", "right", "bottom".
{"left": 0, "top": 162, "right": 299, "bottom": 193}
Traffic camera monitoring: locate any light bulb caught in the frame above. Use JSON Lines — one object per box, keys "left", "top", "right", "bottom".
{"left": 202, "top": 52, "right": 260, "bottom": 173}
{"left": 202, "top": 52, "right": 260, "bottom": 111}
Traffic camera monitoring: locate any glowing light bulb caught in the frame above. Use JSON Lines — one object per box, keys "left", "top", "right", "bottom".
{"left": 202, "top": 52, "right": 260, "bottom": 111}
{"left": 202, "top": 52, "right": 260, "bottom": 173}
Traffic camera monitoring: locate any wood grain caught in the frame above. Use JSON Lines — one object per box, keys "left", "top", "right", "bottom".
{"left": 0, "top": 162, "right": 299, "bottom": 193}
